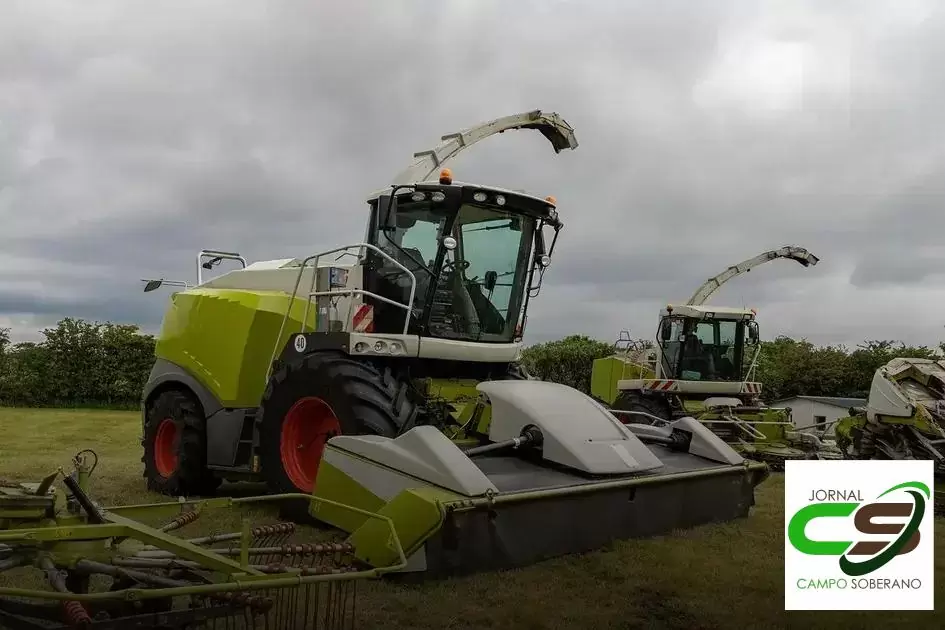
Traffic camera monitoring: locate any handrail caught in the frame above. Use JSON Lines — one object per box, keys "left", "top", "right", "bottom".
{"left": 266, "top": 243, "right": 417, "bottom": 384}
{"left": 196, "top": 250, "right": 247, "bottom": 285}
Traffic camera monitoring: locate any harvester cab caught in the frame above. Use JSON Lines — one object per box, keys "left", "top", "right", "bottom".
{"left": 140, "top": 109, "right": 769, "bottom": 578}
{"left": 307, "top": 161, "right": 563, "bottom": 350}
{"left": 655, "top": 304, "right": 760, "bottom": 385}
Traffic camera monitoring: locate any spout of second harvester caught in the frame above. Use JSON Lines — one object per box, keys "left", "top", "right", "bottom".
{"left": 390, "top": 109, "right": 578, "bottom": 187}
{"left": 781, "top": 245, "right": 820, "bottom": 267}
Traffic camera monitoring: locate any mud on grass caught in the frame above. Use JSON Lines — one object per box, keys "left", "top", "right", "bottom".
{"left": 3, "top": 406, "right": 945, "bottom": 630}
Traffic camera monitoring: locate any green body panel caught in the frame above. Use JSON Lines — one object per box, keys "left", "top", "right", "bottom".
{"left": 835, "top": 409, "right": 936, "bottom": 440}
{"left": 349, "top": 487, "right": 457, "bottom": 568}
{"left": 154, "top": 288, "right": 317, "bottom": 407}
{"left": 833, "top": 413, "right": 860, "bottom": 446}
{"left": 416, "top": 378, "right": 490, "bottom": 437}
{"left": 311, "top": 447, "right": 468, "bottom": 568}
{"left": 590, "top": 355, "right": 655, "bottom": 404}
{"left": 308, "top": 461, "right": 385, "bottom": 533}
{"left": 879, "top": 407, "right": 936, "bottom": 433}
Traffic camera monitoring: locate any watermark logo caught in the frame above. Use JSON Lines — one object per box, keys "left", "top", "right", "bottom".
{"left": 784, "top": 460, "right": 934, "bottom": 610}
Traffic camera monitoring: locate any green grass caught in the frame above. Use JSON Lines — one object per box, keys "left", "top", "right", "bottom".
{"left": 2, "top": 406, "right": 944, "bottom": 629}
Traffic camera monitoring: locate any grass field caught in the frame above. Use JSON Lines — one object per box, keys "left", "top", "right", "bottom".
{"left": 2, "top": 406, "right": 943, "bottom": 630}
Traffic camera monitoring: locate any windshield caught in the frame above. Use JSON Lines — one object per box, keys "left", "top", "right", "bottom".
{"left": 370, "top": 197, "right": 535, "bottom": 342}
{"left": 659, "top": 317, "right": 746, "bottom": 382}
{"left": 432, "top": 204, "right": 533, "bottom": 342}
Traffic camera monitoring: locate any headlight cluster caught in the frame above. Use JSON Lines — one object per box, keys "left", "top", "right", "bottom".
{"left": 352, "top": 339, "right": 407, "bottom": 355}
{"left": 410, "top": 190, "right": 446, "bottom": 203}
{"left": 472, "top": 190, "right": 506, "bottom": 206}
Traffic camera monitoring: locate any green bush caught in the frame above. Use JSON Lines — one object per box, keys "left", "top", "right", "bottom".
{"left": 520, "top": 335, "right": 616, "bottom": 395}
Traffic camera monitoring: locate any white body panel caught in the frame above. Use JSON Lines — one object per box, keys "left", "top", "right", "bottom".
{"left": 479, "top": 380, "right": 664, "bottom": 474}
{"left": 327, "top": 426, "right": 498, "bottom": 496}
{"left": 868, "top": 365, "right": 922, "bottom": 420}
{"left": 199, "top": 259, "right": 358, "bottom": 295}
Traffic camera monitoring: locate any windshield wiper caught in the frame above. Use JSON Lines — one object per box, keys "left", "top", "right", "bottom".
{"left": 464, "top": 222, "right": 514, "bottom": 233}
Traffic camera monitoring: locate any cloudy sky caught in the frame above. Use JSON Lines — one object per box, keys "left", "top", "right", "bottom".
{"left": 2, "top": 0, "right": 945, "bottom": 349}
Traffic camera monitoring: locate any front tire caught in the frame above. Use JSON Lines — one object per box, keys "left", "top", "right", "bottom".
{"left": 142, "top": 390, "right": 220, "bottom": 496}
{"left": 257, "top": 352, "right": 417, "bottom": 498}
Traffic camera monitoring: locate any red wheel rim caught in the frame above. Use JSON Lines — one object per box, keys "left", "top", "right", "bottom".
{"left": 280, "top": 397, "right": 342, "bottom": 493}
{"left": 154, "top": 418, "right": 179, "bottom": 478}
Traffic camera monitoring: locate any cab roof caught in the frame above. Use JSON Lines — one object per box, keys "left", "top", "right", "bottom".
{"left": 661, "top": 304, "right": 755, "bottom": 319}
{"left": 365, "top": 180, "right": 555, "bottom": 208}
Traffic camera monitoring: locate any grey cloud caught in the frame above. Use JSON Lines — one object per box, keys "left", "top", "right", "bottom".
{"left": 4, "top": 0, "right": 945, "bottom": 350}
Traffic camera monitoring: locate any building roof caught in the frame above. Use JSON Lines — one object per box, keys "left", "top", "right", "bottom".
{"left": 774, "top": 395, "right": 867, "bottom": 409}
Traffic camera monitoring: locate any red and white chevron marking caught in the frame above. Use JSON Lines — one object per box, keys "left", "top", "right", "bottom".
{"left": 352, "top": 304, "right": 374, "bottom": 333}
{"left": 644, "top": 379, "right": 677, "bottom": 391}
{"left": 741, "top": 382, "right": 762, "bottom": 394}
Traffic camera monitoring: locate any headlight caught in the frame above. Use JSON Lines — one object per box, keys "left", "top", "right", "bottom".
{"left": 495, "top": 194, "right": 506, "bottom": 206}
{"left": 389, "top": 341, "right": 404, "bottom": 354}
{"left": 431, "top": 191, "right": 445, "bottom": 202}
{"left": 374, "top": 340, "right": 387, "bottom": 353}
{"left": 354, "top": 342, "right": 368, "bottom": 353}
{"left": 411, "top": 192, "right": 426, "bottom": 201}
{"left": 473, "top": 191, "right": 488, "bottom": 202}
{"left": 538, "top": 255, "right": 551, "bottom": 268}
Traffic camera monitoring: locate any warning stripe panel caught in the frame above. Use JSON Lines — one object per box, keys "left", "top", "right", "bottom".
{"left": 352, "top": 304, "right": 374, "bottom": 333}
{"left": 645, "top": 380, "right": 676, "bottom": 391}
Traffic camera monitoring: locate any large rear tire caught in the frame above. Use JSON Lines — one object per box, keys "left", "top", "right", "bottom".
{"left": 257, "top": 352, "right": 418, "bottom": 501}
{"left": 142, "top": 390, "right": 221, "bottom": 497}
{"left": 612, "top": 391, "right": 671, "bottom": 425}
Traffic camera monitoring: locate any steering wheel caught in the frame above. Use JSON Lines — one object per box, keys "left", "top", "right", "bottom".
{"left": 443, "top": 259, "right": 470, "bottom": 273}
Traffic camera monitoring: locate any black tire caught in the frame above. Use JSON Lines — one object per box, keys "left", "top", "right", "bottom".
{"left": 257, "top": 351, "right": 418, "bottom": 507}
{"left": 612, "top": 390, "right": 671, "bottom": 425}
{"left": 142, "top": 390, "right": 220, "bottom": 497}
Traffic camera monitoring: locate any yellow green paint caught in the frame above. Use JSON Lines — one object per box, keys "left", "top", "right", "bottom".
{"left": 154, "top": 288, "right": 317, "bottom": 407}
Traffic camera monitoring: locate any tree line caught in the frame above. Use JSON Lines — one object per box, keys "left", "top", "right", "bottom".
{"left": 521, "top": 335, "right": 944, "bottom": 401}
{"left": 1, "top": 318, "right": 942, "bottom": 409}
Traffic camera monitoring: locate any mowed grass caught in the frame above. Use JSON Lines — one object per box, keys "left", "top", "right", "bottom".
{"left": 2, "top": 406, "right": 944, "bottom": 630}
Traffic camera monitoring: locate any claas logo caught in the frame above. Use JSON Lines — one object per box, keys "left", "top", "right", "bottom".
{"left": 787, "top": 482, "right": 930, "bottom": 577}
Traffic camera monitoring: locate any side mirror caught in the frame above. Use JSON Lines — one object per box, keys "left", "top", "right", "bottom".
{"left": 660, "top": 319, "right": 672, "bottom": 341}
{"left": 484, "top": 270, "right": 498, "bottom": 292}
{"left": 380, "top": 194, "right": 397, "bottom": 231}
{"left": 141, "top": 278, "right": 190, "bottom": 293}
{"left": 747, "top": 321, "right": 760, "bottom": 344}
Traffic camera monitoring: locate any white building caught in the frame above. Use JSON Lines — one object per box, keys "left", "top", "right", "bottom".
{"left": 772, "top": 396, "right": 867, "bottom": 437}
